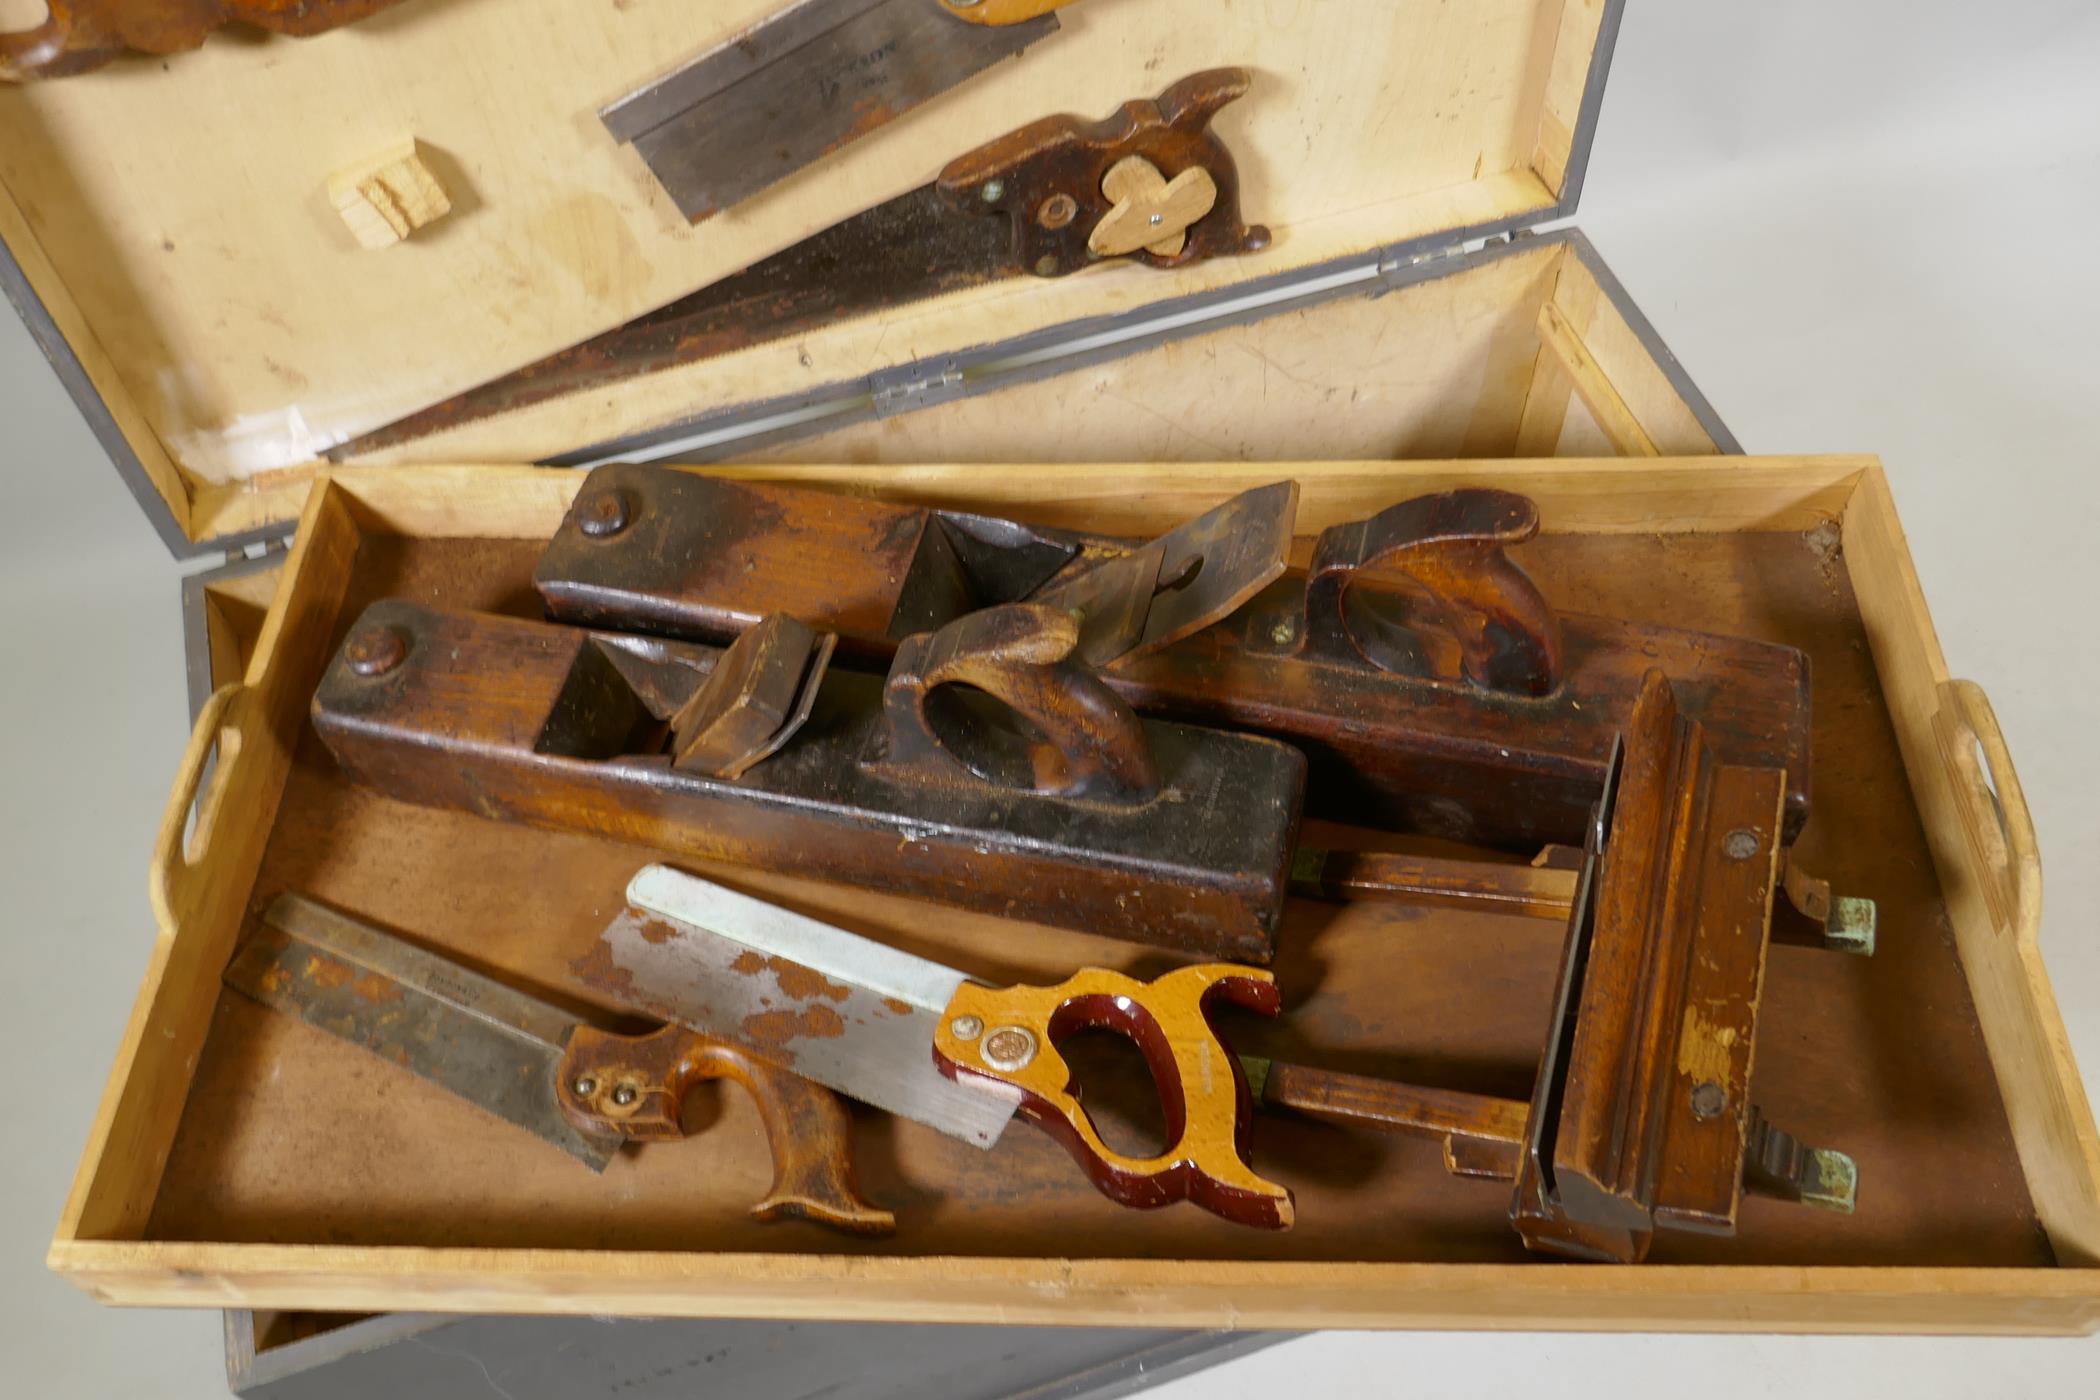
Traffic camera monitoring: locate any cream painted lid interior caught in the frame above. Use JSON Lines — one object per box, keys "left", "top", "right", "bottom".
{"left": 0, "top": 0, "right": 1614, "bottom": 546}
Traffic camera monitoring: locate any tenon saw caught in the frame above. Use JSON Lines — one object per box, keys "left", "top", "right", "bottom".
{"left": 602, "top": 0, "right": 1081, "bottom": 223}
{"left": 226, "top": 892, "right": 895, "bottom": 1234}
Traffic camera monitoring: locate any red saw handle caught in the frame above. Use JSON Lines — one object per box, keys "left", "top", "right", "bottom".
{"left": 932, "top": 963, "right": 1294, "bottom": 1229}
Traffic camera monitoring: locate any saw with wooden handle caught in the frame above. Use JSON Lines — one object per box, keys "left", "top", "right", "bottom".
{"left": 0, "top": 0, "right": 413, "bottom": 81}
{"left": 331, "top": 67, "right": 1269, "bottom": 460}
{"left": 578, "top": 865, "right": 1297, "bottom": 1229}
{"left": 225, "top": 892, "right": 894, "bottom": 1235}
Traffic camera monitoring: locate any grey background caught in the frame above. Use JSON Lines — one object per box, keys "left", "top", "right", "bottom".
{"left": 4, "top": 2, "right": 2098, "bottom": 1394}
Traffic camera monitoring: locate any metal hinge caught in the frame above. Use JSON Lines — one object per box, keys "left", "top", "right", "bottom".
{"left": 221, "top": 534, "right": 292, "bottom": 567}
{"left": 1378, "top": 242, "right": 1466, "bottom": 280}
{"left": 868, "top": 361, "right": 968, "bottom": 419}
{"left": 1375, "top": 229, "right": 1528, "bottom": 285}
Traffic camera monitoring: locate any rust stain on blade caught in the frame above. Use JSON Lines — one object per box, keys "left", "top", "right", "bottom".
{"left": 303, "top": 954, "right": 356, "bottom": 990}
{"left": 741, "top": 1004, "right": 848, "bottom": 1055}
{"left": 636, "top": 917, "right": 683, "bottom": 946}
{"left": 586, "top": 902, "right": 1019, "bottom": 1148}
{"left": 223, "top": 914, "right": 623, "bottom": 1170}
{"left": 727, "top": 945, "right": 852, "bottom": 1002}
{"left": 570, "top": 938, "right": 643, "bottom": 1003}
{"left": 845, "top": 95, "right": 907, "bottom": 143}
{"left": 766, "top": 958, "right": 852, "bottom": 1003}
{"left": 351, "top": 972, "right": 403, "bottom": 1004}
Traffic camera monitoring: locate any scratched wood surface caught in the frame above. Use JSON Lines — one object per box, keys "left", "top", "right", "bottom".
{"left": 138, "top": 524, "right": 2050, "bottom": 1269}
{"left": 181, "top": 240, "right": 1720, "bottom": 546}
{"left": 733, "top": 238, "right": 1720, "bottom": 473}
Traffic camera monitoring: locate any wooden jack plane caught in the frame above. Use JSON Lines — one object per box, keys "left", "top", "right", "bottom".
{"left": 313, "top": 474, "right": 1870, "bottom": 965}
{"left": 311, "top": 593, "right": 1308, "bottom": 962}
{"left": 529, "top": 465, "right": 1819, "bottom": 851}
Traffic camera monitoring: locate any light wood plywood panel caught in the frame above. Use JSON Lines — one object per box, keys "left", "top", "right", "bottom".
{"left": 0, "top": 0, "right": 1594, "bottom": 502}
{"left": 731, "top": 242, "right": 1570, "bottom": 468}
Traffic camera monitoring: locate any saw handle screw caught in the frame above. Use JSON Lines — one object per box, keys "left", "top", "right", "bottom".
{"left": 980, "top": 1026, "right": 1038, "bottom": 1071}
{"left": 1037, "top": 193, "right": 1077, "bottom": 229}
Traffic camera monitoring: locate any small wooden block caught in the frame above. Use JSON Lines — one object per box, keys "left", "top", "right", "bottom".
{"left": 329, "top": 140, "right": 450, "bottom": 250}
{"left": 1089, "top": 155, "right": 1217, "bottom": 259}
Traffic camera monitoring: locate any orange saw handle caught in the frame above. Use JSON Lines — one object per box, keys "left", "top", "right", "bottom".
{"left": 3, "top": 0, "right": 413, "bottom": 81}
{"left": 938, "top": 0, "right": 1081, "bottom": 25}
{"left": 559, "top": 1024, "right": 894, "bottom": 1235}
{"left": 933, "top": 964, "right": 1295, "bottom": 1229}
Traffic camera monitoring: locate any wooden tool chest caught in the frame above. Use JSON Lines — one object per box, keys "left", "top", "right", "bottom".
{"left": 6, "top": 0, "right": 2096, "bottom": 1378}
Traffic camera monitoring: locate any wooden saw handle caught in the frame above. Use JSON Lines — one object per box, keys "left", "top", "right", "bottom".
{"left": 1300, "top": 488, "right": 1563, "bottom": 696}
{"left": 1088, "top": 156, "right": 1217, "bottom": 258}
{"left": 558, "top": 1024, "right": 894, "bottom": 1235}
{"left": 937, "top": 67, "right": 1268, "bottom": 278}
{"left": 932, "top": 964, "right": 1295, "bottom": 1229}
{"left": 2, "top": 0, "right": 413, "bottom": 81}
{"left": 939, "top": 0, "right": 1081, "bottom": 24}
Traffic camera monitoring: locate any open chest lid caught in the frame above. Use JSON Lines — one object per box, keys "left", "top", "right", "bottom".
{"left": 0, "top": 0, "right": 1622, "bottom": 556}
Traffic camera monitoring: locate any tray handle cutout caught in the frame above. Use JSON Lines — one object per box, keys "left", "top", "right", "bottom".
{"left": 1932, "top": 679, "right": 2040, "bottom": 942}
{"left": 150, "top": 681, "right": 247, "bottom": 934}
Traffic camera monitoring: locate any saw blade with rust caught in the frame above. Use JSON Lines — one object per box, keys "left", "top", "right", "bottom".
{"left": 327, "top": 66, "right": 1265, "bottom": 462}
{"left": 224, "top": 893, "right": 624, "bottom": 1169}
{"left": 328, "top": 183, "right": 995, "bottom": 460}
{"left": 581, "top": 868, "right": 1023, "bottom": 1150}
{"left": 602, "top": 0, "right": 1064, "bottom": 224}
{"left": 588, "top": 865, "right": 1299, "bottom": 1230}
